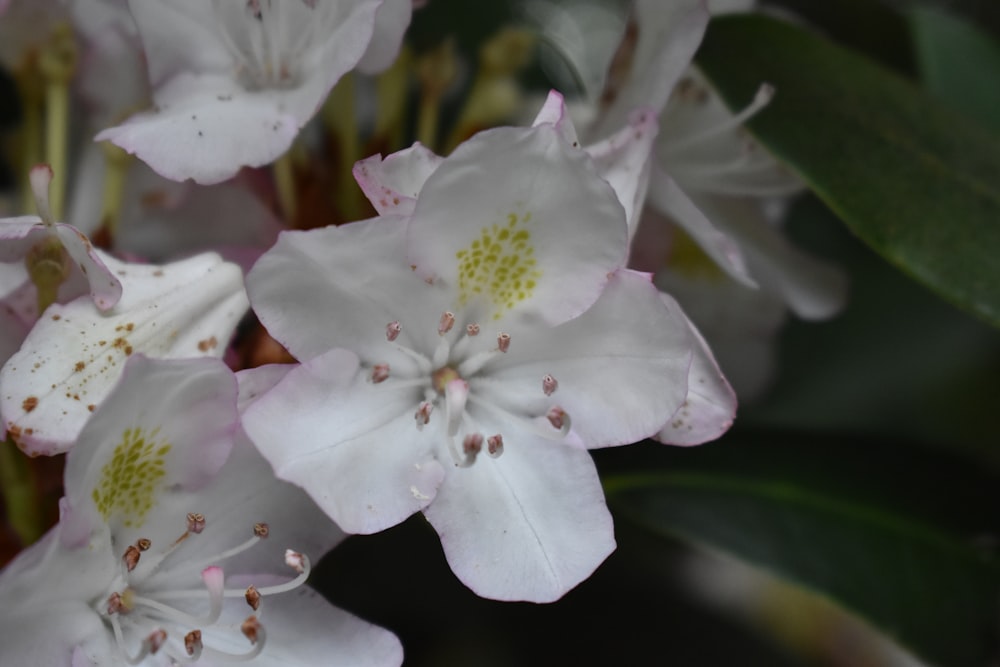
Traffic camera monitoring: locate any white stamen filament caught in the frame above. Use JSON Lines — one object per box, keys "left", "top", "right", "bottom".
{"left": 130, "top": 567, "right": 224, "bottom": 627}
{"left": 664, "top": 83, "right": 774, "bottom": 155}
{"left": 444, "top": 378, "right": 469, "bottom": 437}
{"left": 467, "top": 393, "right": 571, "bottom": 442}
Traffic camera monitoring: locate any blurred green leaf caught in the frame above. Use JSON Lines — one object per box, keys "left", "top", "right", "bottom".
{"left": 604, "top": 434, "right": 1000, "bottom": 667}
{"left": 909, "top": 6, "right": 1000, "bottom": 134}
{"left": 696, "top": 14, "right": 1000, "bottom": 328}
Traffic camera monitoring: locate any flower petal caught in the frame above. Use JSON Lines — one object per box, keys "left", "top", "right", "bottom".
{"left": 481, "top": 269, "right": 692, "bottom": 448}
{"left": 407, "top": 124, "right": 629, "bottom": 326}
{"left": 353, "top": 143, "right": 444, "bottom": 216}
{"left": 0, "top": 603, "right": 112, "bottom": 667}
{"left": 242, "top": 347, "right": 446, "bottom": 534}
{"left": 424, "top": 419, "right": 614, "bottom": 602}
{"left": 655, "top": 293, "right": 736, "bottom": 446}
{"left": 355, "top": 0, "right": 412, "bottom": 74}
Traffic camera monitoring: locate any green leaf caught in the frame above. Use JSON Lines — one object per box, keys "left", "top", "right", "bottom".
{"left": 695, "top": 14, "right": 1000, "bottom": 328}
{"left": 910, "top": 7, "right": 1000, "bottom": 134}
{"left": 604, "top": 436, "right": 1000, "bottom": 667}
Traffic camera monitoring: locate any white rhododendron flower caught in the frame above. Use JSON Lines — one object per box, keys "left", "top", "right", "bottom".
{"left": 96, "top": 0, "right": 412, "bottom": 184}
{"left": 241, "top": 98, "right": 735, "bottom": 602}
{"left": 0, "top": 355, "right": 403, "bottom": 666}
{"left": 1, "top": 250, "right": 248, "bottom": 455}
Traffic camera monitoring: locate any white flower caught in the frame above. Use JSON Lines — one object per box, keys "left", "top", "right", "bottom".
{"left": 0, "top": 355, "right": 403, "bottom": 666}
{"left": 242, "top": 103, "right": 703, "bottom": 602}
{"left": 1, "top": 250, "right": 248, "bottom": 455}
{"left": 96, "top": 0, "right": 412, "bottom": 184}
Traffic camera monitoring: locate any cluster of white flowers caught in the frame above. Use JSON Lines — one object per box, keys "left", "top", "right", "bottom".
{"left": 0, "top": 0, "right": 844, "bottom": 663}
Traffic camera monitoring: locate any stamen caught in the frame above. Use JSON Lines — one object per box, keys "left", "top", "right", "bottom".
{"left": 438, "top": 311, "right": 456, "bottom": 335}
{"left": 414, "top": 401, "right": 433, "bottom": 429}
{"left": 666, "top": 83, "right": 775, "bottom": 155}
{"left": 122, "top": 545, "right": 141, "bottom": 572}
{"left": 497, "top": 332, "right": 511, "bottom": 353}
{"left": 245, "top": 585, "right": 261, "bottom": 611}
{"left": 109, "top": 614, "right": 149, "bottom": 665}
{"left": 185, "top": 630, "right": 203, "bottom": 658}
{"left": 285, "top": 549, "right": 306, "bottom": 574}
{"left": 444, "top": 378, "right": 469, "bottom": 437}
{"left": 371, "top": 363, "right": 390, "bottom": 383}
{"left": 253, "top": 523, "right": 270, "bottom": 538}
{"left": 29, "top": 164, "right": 55, "bottom": 226}
{"left": 386, "top": 321, "right": 401, "bottom": 341}
{"left": 542, "top": 374, "right": 558, "bottom": 396}
{"left": 487, "top": 434, "right": 504, "bottom": 458}
{"left": 463, "top": 433, "right": 483, "bottom": 461}
{"left": 146, "top": 629, "right": 167, "bottom": 655}
{"left": 466, "top": 323, "right": 480, "bottom": 336}
{"left": 187, "top": 512, "right": 206, "bottom": 534}
{"left": 107, "top": 591, "right": 128, "bottom": 615}
{"left": 132, "top": 566, "right": 224, "bottom": 626}
{"left": 242, "top": 615, "right": 262, "bottom": 645}
{"left": 546, "top": 406, "right": 570, "bottom": 434}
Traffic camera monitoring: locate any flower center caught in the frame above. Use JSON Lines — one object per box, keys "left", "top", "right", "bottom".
{"left": 98, "top": 513, "right": 309, "bottom": 664}
{"left": 213, "top": 0, "right": 323, "bottom": 90}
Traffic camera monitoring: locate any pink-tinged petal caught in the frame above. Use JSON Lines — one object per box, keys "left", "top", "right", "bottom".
{"left": 481, "top": 269, "right": 692, "bottom": 448}
{"left": 242, "top": 348, "right": 446, "bottom": 534}
{"left": 424, "top": 419, "right": 614, "bottom": 602}
{"left": 588, "top": 0, "right": 709, "bottom": 139}
{"left": 0, "top": 300, "right": 29, "bottom": 366}
{"left": 61, "top": 356, "right": 237, "bottom": 539}
{"left": 655, "top": 293, "right": 736, "bottom": 446}
{"left": 0, "top": 260, "right": 26, "bottom": 299}
{"left": 353, "top": 143, "right": 444, "bottom": 216}
{"left": 0, "top": 217, "right": 46, "bottom": 259}
{"left": 0, "top": 252, "right": 247, "bottom": 455}
{"left": 407, "top": 124, "right": 628, "bottom": 326}
{"left": 355, "top": 0, "right": 412, "bottom": 74}
{"left": 248, "top": 217, "right": 448, "bottom": 364}
{"left": 195, "top": 586, "right": 403, "bottom": 667}
{"left": 695, "top": 194, "right": 848, "bottom": 320}
{"left": 52, "top": 224, "right": 122, "bottom": 310}
{"left": 584, "top": 107, "right": 659, "bottom": 237}
{"left": 530, "top": 90, "right": 581, "bottom": 147}
{"left": 646, "top": 163, "right": 757, "bottom": 287}
{"left": 95, "top": 74, "right": 301, "bottom": 185}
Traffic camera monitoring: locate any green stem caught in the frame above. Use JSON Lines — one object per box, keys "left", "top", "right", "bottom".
{"left": 0, "top": 437, "right": 42, "bottom": 546}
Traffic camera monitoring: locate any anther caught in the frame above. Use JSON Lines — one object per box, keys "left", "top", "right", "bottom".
{"left": 542, "top": 374, "right": 558, "bottom": 396}
{"left": 136, "top": 538, "right": 152, "bottom": 551}
{"left": 253, "top": 522, "right": 270, "bottom": 538}
{"left": 547, "top": 406, "right": 567, "bottom": 431}
{"left": 463, "top": 433, "right": 483, "bottom": 457}
{"left": 371, "top": 363, "right": 390, "bottom": 383}
{"left": 497, "top": 332, "right": 510, "bottom": 353}
{"left": 187, "top": 512, "right": 206, "bottom": 534}
{"left": 466, "top": 323, "right": 480, "bottom": 336}
{"left": 122, "top": 545, "right": 141, "bottom": 572}
{"left": 245, "top": 585, "right": 261, "bottom": 611}
{"left": 146, "top": 629, "right": 167, "bottom": 655}
{"left": 242, "top": 615, "right": 262, "bottom": 645}
{"left": 285, "top": 549, "right": 306, "bottom": 574}
{"left": 487, "top": 434, "right": 504, "bottom": 458}
{"left": 184, "top": 630, "right": 203, "bottom": 657}
{"left": 386, "top": 321, "right": 401, "bottom": 341}
{"left": 107, "top": 592, "right": 127, "bottom": 615}
{"left": 438, "top": 311, "right": 455, "bottom": 335}
{"left": 414, "top": 401, "right": 433, "bottom": 428}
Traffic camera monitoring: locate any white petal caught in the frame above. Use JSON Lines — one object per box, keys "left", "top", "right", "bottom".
{"left": 242, "top": 348, "right": 446, "bottom": 534}
{"left": 424, "top": 419, "right": 614, "bottom": 602}
{"left": 655, "top": 293, "right": 736, "bottom": 446}
{"left": 407, "top": 124, "right": 628, "bottom": 326}
{"left": 61, "top": 356, "right": 237, "bottom": 541}
{"left": 0, "top": 252, "right": 247, "bottom": 455}
{"left": 530, "top": 90, "right": 581, "bottom": 147}
{"left": 355, "top": 0, "right": 412, "bottom": 74}
{"left": 353, "top": 143, "right": 444, "bottom": 216}
{"left": 482, "top": 269, "right": 692, "bottom": 448}
{"left": 0, "top": 603, "right": 112, "bottom": 667}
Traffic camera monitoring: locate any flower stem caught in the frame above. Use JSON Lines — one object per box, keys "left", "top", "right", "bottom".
{"left": 322, "top": 72, "right": 363, "bottom": 222}
{"left": 99, "top": 142, "right": 131, "bottom": 242}
{"left": 273, "top": 150, "right": 297, "bottom": 223}
{"left": 0, "top": 437, "right": 43, "bottom": 546}
{"left": 38, "top": 23, "right": 78, "bottom": 221}
{"left": 415, "top": 39, "right": 456, "bottom": 153}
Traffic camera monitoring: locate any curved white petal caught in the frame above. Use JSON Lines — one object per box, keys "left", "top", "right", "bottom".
{"left": 242, "top": 348, "right": 446, "bottom": 534}
{"left": 353, "top": 143, "right": 444, "bottom": 216}
{"left": 355, "top": 0, "right": 412, "bottom": 74}
{"left": 407, "top": 124, "right": 629, "bottom": 326}
{"left": 0, "top": 603, "right": 112, "bottom": 667}
{"left": 481, "top": 269, "right": 691, "bottom": 448}
{"left": 424, "top": 419, "right": 614, "bottom": 602}
{"left": 655, "top": 293, "right": 736, "bottom": 446}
